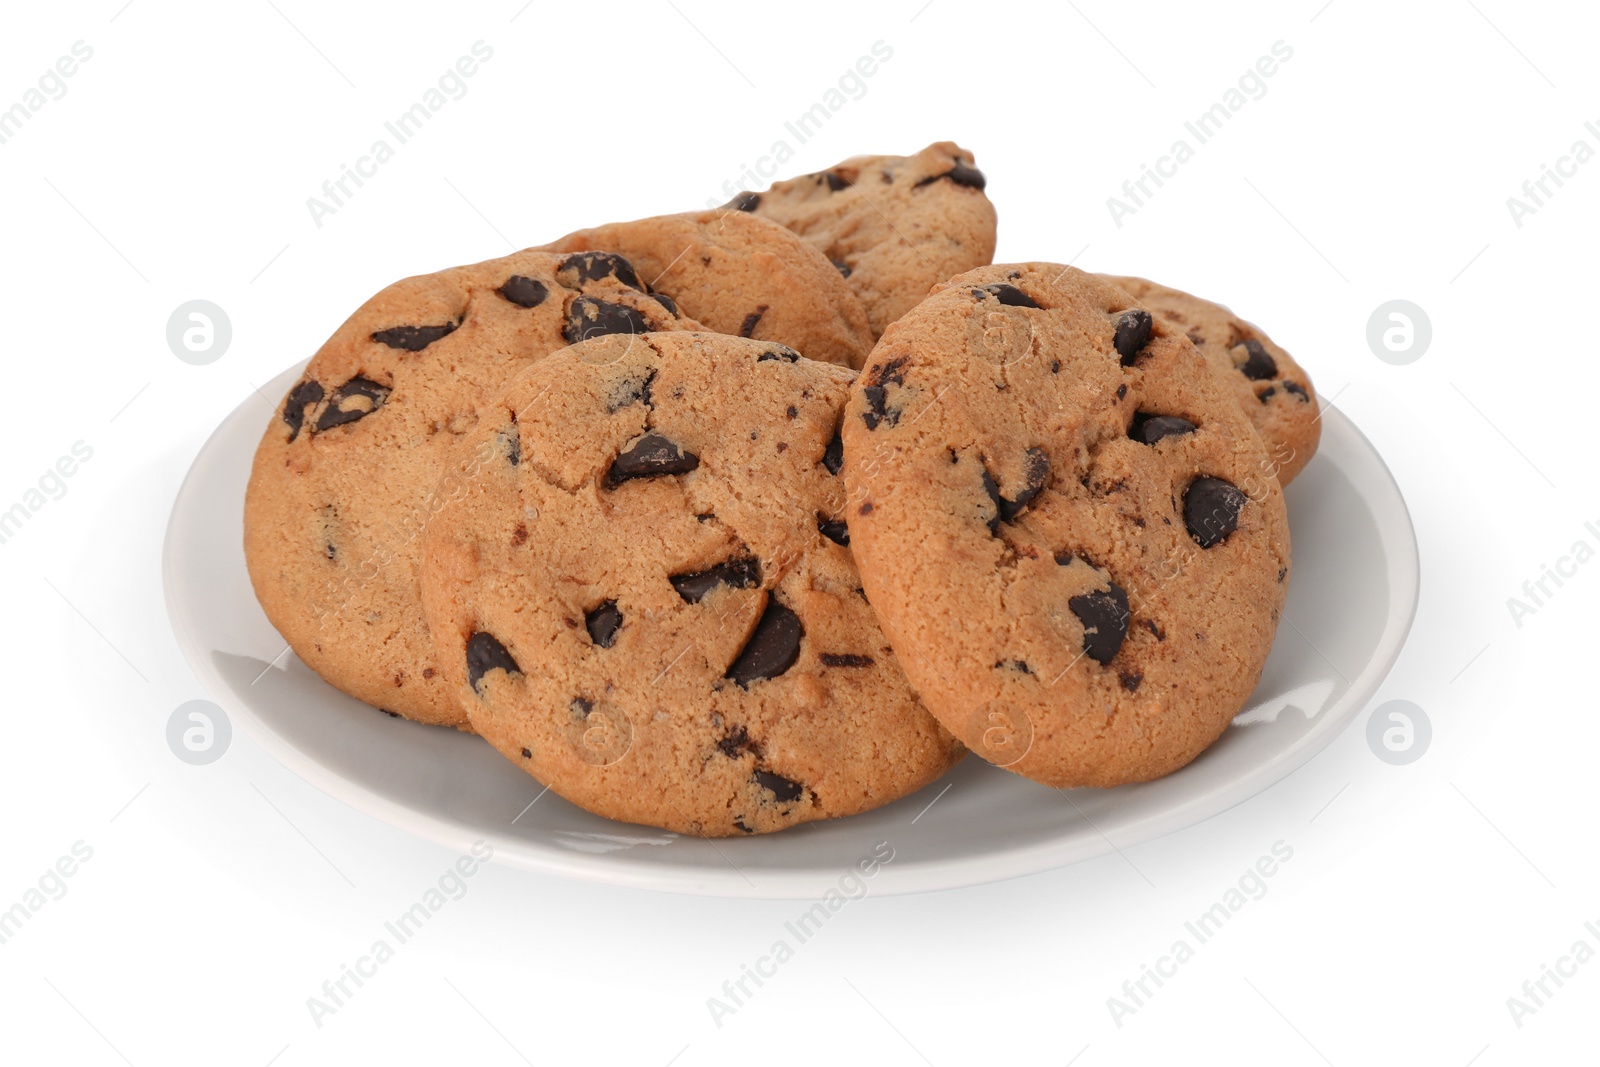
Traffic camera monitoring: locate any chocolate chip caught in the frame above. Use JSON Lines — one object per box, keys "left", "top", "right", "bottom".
{"left": 718, "top": 725, "right": 751, "bottom": 758}
{"left": 466, "top": 631, "right": 520, "bottom": 693}
{"left": 831, "top": 258, "right": 852, "bottom": 278}
{"left": 1236, "top": 339, "right": 1277, "bottom": 380}
{"left": 820, "top": 171, "right": 851, "bottom": 191}
{"left": 729, "top": 191, "right": 761, "bottom": 212}
{"left": 585, "top": 600, "right": 622, "bottom": 648}
{"left": 975, "top": 283, "right": 1039, "bottom": 308}
{"left": 670, "top": 557, "right": 761, "bottom": 603}
{"left": 570, "top": 697, "right": 593, "bottom": 718}
{"left": 739, "top": 305, "right": 767, "bottom": 338}
{"left": 1283, "top": 381, "right": 1310, "bottom": 401}
{"left": 315, "top": 377, "right": 391, "bottom": 431}
{"left": 757, "top": 346, "right": 799, "bottom": 363}
{"left": 915, "top": 160, "right": 986, "bottom": 190}
{"left": 564, "top": 297, "right": 652, "bottom": 344}
{"left": 558, "top": 251, "right": 643, "bottom": 291}
{"left": 1113, "top": 309, "right": 1153, "bottom": 365}
{"left": 997, "top": 658, "right": 1032, "bottom": 674}
{"left": 818, "top": 516, "right": 850, "bottom": 546}
{"left": 1116, "top": 384, "right": 1128, "bottom": 400}
{"left": 1143, "top": 619, "right": 1165, "bottom": 641}
{"left": 726, "top": 601, "right": 804, "bottom": 687}
{"left": 983, "top": 448, "right": 1050, "bottom": 530}
{"left": 753, "top": 769, "right": 803, "bottom": 802}
{"left": 1257, "top": 386, "right": 1277, "bottom": 402}
{"left": 607, "top": 433, "right": 699, "bottom": 485}
{"left": 520, "top": 747, "right": 531, "bottom": 758}
{"left": 1069, "top": 582, "right": 1130, "bottom": 665}
{"left": 822, "top": 430, "right": 844, "bottom": 474}
{"left": 821, "top": 653, "right": 872, "bottom": 667}
{"left": 1054, "top": 550, "right": 1074, "bottom": 566}
{"left": 1119, "top": 670, "right": 1143, "bottom": 692}
{"left": 1130, "top": 413, "right": 1198, "bottom": 444}
{"left": 371, "top": 322, "right": 458, "bottom": 351}
{"left": 501, "top": 426, "right": 521, "bottom": 465}
{"left": 283, "top": 379, "right": 324, "bottom": 442}
{"left": 1183, "top": 476, "right": 1247, "bottom": 548}
{"left": 651, "top": 292, "right": 679, "bottom": 317}
{"left": 861, "top": 386, "right": 895, "bottom": 430}
{"left": 497, "top": 275, "right": 548, "bottom": 308}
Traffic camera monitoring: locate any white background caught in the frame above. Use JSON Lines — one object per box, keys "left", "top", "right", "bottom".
{"left": 2, "top": 1, "right": 1596, "bottom": 1063}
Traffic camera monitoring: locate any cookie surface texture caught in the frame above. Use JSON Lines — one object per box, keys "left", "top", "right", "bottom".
{"left": 1102, "top": 275, "right": 1319, "bottom": 484}
{"left": 245, "top": 250, "right": 695, "bottom": 726}
{"left": 540, "top": 210, "right": 874, "bottom": 369}
{"left": 841, "top": 264, "right": 1291, "bottom": 788}
{"left": 731, "top": 141, "right": 998, "bottom": 339}
{"left": 420, "top": 331, "right": 963, "bottom": 834}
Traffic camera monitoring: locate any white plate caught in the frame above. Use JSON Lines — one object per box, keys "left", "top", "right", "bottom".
{"left": 164, "top": 363, "right": 1418, "bottom": 898}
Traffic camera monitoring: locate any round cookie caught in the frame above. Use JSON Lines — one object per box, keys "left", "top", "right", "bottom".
{"left": 1102, "top": 275, "right": 1319, "bottom": 485}
{"left": 245, "top": 249, "right": 698, "bottom": 727}
{"left": 840, "top": 264, "right": 1291, "bottom": 789}
{"left": 728, "top": 142, "right": 998, "bottom": 339}
{"left": 419, "top": 332, "right": 963, "bottom": 835}
{"left": 539, "top": 210, "right": 874, "bottom": 369}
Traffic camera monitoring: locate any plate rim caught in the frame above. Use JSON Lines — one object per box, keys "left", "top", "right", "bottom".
{"left": 164, "top": 367, "right": 1420, "bottom": 898}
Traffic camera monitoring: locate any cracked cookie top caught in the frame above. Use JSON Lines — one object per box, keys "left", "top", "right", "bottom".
{"left": 245, "top": 249, "right": 697, "bottom": 726}
{"left": 419, "top": 331, "right": 962, "bottom": 835}
{"left": 840, "top": 264, "right": 1291, "bottom": 789}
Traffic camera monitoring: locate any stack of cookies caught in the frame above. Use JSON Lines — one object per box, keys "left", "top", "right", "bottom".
{"left": 245, "top": 142, "right": 1319, "bottom": 836}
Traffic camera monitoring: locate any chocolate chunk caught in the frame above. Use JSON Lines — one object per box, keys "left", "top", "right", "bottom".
{"left": 861, "top": 386, "right": 894, "bottom": 430}
{"left": 670, "top": 557, "right": 762, "bottom": 603}
{"left": 607, "top": 433, "right": 699, "bottom": 485}
{"left": 983, "top": 448, "right": 1050, "bottom": 529}
{"left": 466, "top": 631, "right": 520, "bottom": 693}
{"left": 831, "top": 258, "right": 852, "bottom": 278}
{"left": 726, "top": 601, "right": 804, "bottom": 687}
{"left": 564, "top": 297, "right": 651, "bottom": 344}
{"left": 1183, "top": 476, "right": 1247, "bottom": 548}
{"left": 822, "top": 430, "right": 844, "bottom": 474}
{"left": 1236, "top": 339, "right": 1277, "bottom": 380}
{"left": 729, "top": 191, "right": 761, "bottom": 212}
{"left": 757, "top": 346, "right": 799, "bottom": 363}
{"left": 283, "top": 379, "right": 324, "bottom": 442}
{"left": 821, "top": 653, "right": 872, "bottom": 668}
{"left": 1054, "top": 550, "right": 1074, "bottom": 566}
{"left": 718, "top": 725, "right": 751, "bottom": 758}
{"left": 557, "top": 251, "right": 643, "bottom": 291}
{"left": 650, "top": 292, "right": 678, "bottom": 317}
{"left": 975, "top": 283, "right": 1040, "bottom": 308}
{"left": 818, "top": 516, "right": 850, "bottom": 546}
{"left": 585, "top": 600, "right": 622, "bottom": 648}
{"left": 820, "top": 171, "right": 851, "bottom": 191}
{"left": 1130, "top": 413, "right": 1198, "bottom": 444}
{"left": 1257, "top": 386, "right": 1277, "bottom": 402}
{"left": 753, "top": 769, "right": 803, "bottom": 803}
{"left": 315, "top": 377, "right": 391, "bottom": 431}
{"left": 1113, "top": 309, "right": 1153, "bottom": 365}
{"left": 1069, "top": 583, "right": 1130, "bottom": 665}
{"left": 371, "top": 322, "right": 457, "bottom": 351}
{"left": 1283, "top": 380, "right": 1310, "bottom": 401}
{"left": 914, "top": 160, "right": 986, "bottom": 190}
{"left": 739, "top": 305, "right": 767, "bottom": 338}
{"left": 1119, "top": 670, "right": 1143, "bottom": 692}
{"left": 570, "top": 696, "right": 593, "bottom": 718}
{"left": 520, "top": 747, "right": 531, "bottom": 758}
{"left": 497, "top": 275, "right": 548, "bottom": 308}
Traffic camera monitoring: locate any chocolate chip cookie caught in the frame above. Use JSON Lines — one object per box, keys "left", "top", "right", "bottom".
{"left": 728, "top": 142, "right": 998, "bottom": 339}
{"left": 841, "top": 264, "right": 1291, "bottom": 788}
{"left": 539, "top": 209, "right": 874, "bottom": 368}
{"left": 245, "top": 250, "right": 697, "bottom": 726}
{"left": 1102, "top": 275, "right": 1319, "bottom": 484}
{"left": 419, "top": 331, "right": 963, "bottom": 834}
